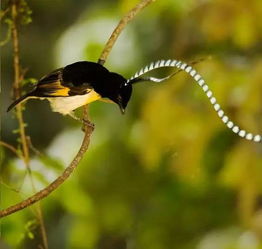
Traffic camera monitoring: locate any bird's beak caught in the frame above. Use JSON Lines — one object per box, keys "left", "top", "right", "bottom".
{"left": 118, "top": 103, "right": 125, "bottom": 114}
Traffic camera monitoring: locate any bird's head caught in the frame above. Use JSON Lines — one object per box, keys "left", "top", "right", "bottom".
{"left": 101, "top": 72, "right": 132, "bottom": 114}
{"left": 116, "top": 82, "right": 132, "bottom": 114}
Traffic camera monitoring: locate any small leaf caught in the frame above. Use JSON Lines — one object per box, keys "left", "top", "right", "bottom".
{"left": 12, "top": 129, "right": 20, "bottom": 134}
{"left": 21, "top": 77, "right": 38, "bottom": 87}
{"left": 4, "top": 18, "right": 13, "bottom": 25}
{"left": 28, "top": 231, "right": 34, "bottom": 239}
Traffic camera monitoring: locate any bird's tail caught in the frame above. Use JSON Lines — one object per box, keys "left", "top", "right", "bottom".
{"left": 125, "top": 59, "right": 261, "bottom": 143}
{"left": 7, "top": 91, "right": 34, "bottom": 112}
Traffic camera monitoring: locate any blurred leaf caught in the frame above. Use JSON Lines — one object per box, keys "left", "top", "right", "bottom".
{"left": 39, "top": 155, "right": 64, "bottom": 171}
{"left": 233, "top": 12, "right": 256, "bottom": 49}
{"left": 21, "top": 77, "right": 38, "bottom": 87}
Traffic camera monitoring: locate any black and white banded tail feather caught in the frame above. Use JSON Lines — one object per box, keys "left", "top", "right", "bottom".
{"left": 7, "top": 91, "right": 34, "bottom": 112}
{"left": 126, "top": 59, "right": 262, "bottom": 143}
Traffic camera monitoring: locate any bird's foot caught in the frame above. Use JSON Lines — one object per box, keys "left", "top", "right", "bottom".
{"left": 82, "top": 118, "right": 95, "bottom": 133}
{"left": 68, "top": 112, "right": 94, "bottom": 132}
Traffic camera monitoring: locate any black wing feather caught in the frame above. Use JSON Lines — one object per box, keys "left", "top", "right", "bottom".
{"left": 7, "top": 61, "right": 111, "bottom": 111}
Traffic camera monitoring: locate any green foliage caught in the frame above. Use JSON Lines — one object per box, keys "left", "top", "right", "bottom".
{"left": 18, "top": 0, "right": 32, "bottom": 25}
{"left": 0, "top": 18, "right": 12, "bottom": 46}
{"left": 21, "top": 77, "right": 37, "bottom": 87}
{"left": 0, "top": 0, "right": 32, "bottom": 46}
{"left": 24, "top": 220, "right": 37, "bottom": 240}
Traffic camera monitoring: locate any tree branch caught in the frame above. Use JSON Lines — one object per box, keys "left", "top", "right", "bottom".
{"left": 3, "top": 1, "right": 49, "bottom": 248}
{"left": 0, "top": 0, "right": 156, "bottom": 218}
{"left": 0, "top": 7, "right": 10, "bottom": 20}
{"left": 0, "top": 124, "right": 93, "bottom": 218}
{"left": 0, "top": 141, "right": 23, "bottom": 160}
{"left": 98, "top": 0, "right": 155, "bottom": 65}
{"left": 11, "top": 1, "right": 30, "bottom": 165}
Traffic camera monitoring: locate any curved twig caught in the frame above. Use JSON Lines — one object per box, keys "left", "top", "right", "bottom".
{"left": 0, "top": 124, "right": 93, "bottom": 218}
{"left": 98, "top": 0, "right": 156, "bottom": 65}
{"left": 0, "top": 141, "right": 23, "bottom": 160}
{"left": 0, "top": 7, "right": 10, "bottom": 20}
{"left": 0, "top": 0, "right": 156, "bottom": 218}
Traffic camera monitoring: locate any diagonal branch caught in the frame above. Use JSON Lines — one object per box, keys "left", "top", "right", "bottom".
{"left": 98, "top": 0, "right": 156, "bottom": 65}
{"left": 0, "top": 124, "right": 94, "bottom": 217}
{"left": 0, "top": 141, "right": 23, "bottom": 160}
{"left": 0, "top": 0, "right": 156, "bottom": 219}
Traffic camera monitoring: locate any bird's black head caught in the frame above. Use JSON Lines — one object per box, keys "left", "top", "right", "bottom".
{"left": 92, "top": 71, "right": 132, "bottom": 113}
{"left": 106, "top": 72, "right": 132, "bottom": 114}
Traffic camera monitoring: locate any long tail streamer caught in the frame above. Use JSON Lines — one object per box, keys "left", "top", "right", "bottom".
{"left": 126, "top": 59, "right": 261, "bottom": 143}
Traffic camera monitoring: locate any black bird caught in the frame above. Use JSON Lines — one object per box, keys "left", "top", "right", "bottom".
{"left": 7, "top": 59, "right": 262, "bottom": 143}
{"left": 7, "top": 61, "right": 132, "bottom": 119}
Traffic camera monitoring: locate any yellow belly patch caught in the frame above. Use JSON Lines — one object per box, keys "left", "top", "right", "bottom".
{"left": 84, "top": 90, "right": 101, "bottom": 104}
{"left": 99, "top": 98, "right": 114, "bottom": 104}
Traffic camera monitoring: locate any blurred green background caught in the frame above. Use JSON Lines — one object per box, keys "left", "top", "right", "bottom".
{"left": 1, "top": 0, "right": 262, "bottom": 248}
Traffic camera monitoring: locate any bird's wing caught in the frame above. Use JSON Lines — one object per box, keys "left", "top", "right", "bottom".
{"left": 36, "top": 67, "right": 93, "bottom": 97}
{"left": 7, "top": 62, "right": 103, "bottom": 112}
{"left": 35, "top": 61, "right": 110, "bottom": 97}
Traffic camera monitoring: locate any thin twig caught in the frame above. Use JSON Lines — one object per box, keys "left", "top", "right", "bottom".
{"left": 0, "top": 140, "right": 23, "bottom": 159}
{"left": 0, "top": 0, "right": 156, "bottom": 219}
{"left": 0, "top": 180, "right": 40, "bottom": 217}
{"left": 9, "top": 1, "right": 49, "bottom": 248}
{"left": 0, "top": 124, "right": 94, "bottom": 217}
{"left": 27, "top": 136, "right": 43, "bottom": 157}
{"left": 0, "top": 7, "right": 10, "bottom": 20}
{"left": 0, "top": 20, "right": 12, "bottom": 46}
{"left": 11, "top": 1, "right": 30, "bottom": 164}
{"left": 98, "top": 0, "right": 156, "bottom": 65}
{"left": 0, "top": 180, "right": 21, "bottom": 193}
{"left": 166, "top": 57, "right": 210, "bottom": 80}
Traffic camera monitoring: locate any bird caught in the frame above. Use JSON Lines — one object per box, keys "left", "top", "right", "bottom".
{"left": 7, "top": 61, "right": 132, "bottom": 120}
{"left": 7, "top": 59, "right": 261, "bottom": 143}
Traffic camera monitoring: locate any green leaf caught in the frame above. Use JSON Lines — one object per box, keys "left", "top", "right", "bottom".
{"left": 27, "top": 231, "right": 34, "bottom": 239}
{"left": 21, "top": 77, "right": 38, "bottom": 87}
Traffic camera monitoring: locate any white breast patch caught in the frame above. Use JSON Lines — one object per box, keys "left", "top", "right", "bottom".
{"left": 48, "top": 90, "right": 101, "bottom": 115}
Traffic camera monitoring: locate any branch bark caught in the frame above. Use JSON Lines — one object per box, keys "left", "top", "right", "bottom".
{"left": 7, "top": 1, "right": 49, "bottom": 248}
{"left": 0, "top": 124, "right": 94, "bottom": 217}
{"left": 11, "top": 1, "right": 30, "bottom": 164}
{"left": 98, "top": 0, "right": 155, "bottom": 65}
{"left": 0, "top": 0, "right": 156, "bottom": 218}
{"left": 0, "top": 141, "right": 22, "bottom": 159}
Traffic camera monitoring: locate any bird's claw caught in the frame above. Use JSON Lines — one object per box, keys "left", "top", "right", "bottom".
{"left": 81, "top": 118, "right": 95, "bottom": 132}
